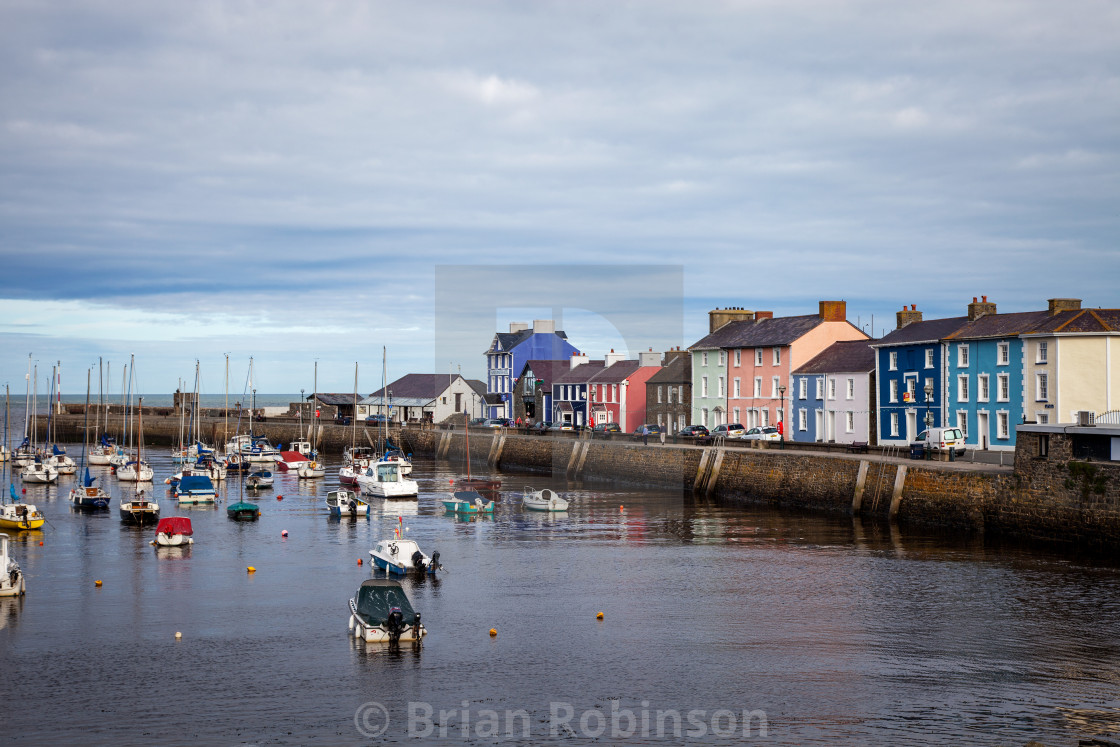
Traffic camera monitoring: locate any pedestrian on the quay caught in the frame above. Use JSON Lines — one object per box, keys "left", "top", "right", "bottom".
{"left": 642, "top": 425, "right": 649, "bottom": 446}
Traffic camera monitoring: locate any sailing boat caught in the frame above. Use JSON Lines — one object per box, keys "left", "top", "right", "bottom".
{"left": 357, "top": 348, "right": 419, "bottom": 499}
{"left": 297, "top": 363, "right": 325, "bottom": 479}
{"left": 20, "top": 364, "right": 58, "bottom": 485}
{"left": 119, "top": 396, "right": 160, "bottom": 524}
{"left": 339, "top": 363, "right": 373, "bottom": 487}
{"left": 227, "top": 451, "right": 260, "bottom": 521}
{"left": 68, "top": 369, "right": 110, "bottom": 510}
{"left": 45, "top": 363, "right": 77, "bottom": 476}
{"left": 1, "top": 385, "right": 46, "bottom": 531}
{"left": 116, "top": 357, "right": 153, "bottom": 481}
{"left": 89, "top": 359, "right": 117, "bottom": 466}
{"left": 456, "top": 412, "right": 500, "bottom": 491}
{"left": 224, "top": 358, "right": 279, "bottom": 464}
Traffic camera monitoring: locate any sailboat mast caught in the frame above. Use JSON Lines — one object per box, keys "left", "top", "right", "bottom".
{"left": 352, "top": 362, "right": 358, "bottom": 451}
{"left": 312, "top": 361, "right": 318, "bottom": 454}
{"left": 224, "top": 353, "right": 229, "bottom": 451}
{"left": 382, "top": 346, "right": 387, "bottom": 447}
{"left": 127, "top": 355, "right": 135, "bottom": 454}
{"left": 81, "top": 369, "right": 90, "bottom": 471}
{"left": 120, "top": 363, "right": 127, "bottom": 447}
{"left": 23, "top": 354, "right": 30, "bottom": 444}
{"left": 32, "top": 364, "right": 38, "bottom": 450}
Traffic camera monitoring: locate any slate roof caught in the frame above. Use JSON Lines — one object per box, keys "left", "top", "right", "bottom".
{"left": 648, "top": 356, "right": 689, "bottom": 384}
{"left": 872, "top": 316, "right": 970, "bottom": 347}
{"left": 368, "top": 374, "right": 459, "bottom": 401}
{"left": 794, "top": 340, "right": 876, "bottom": 375}
{"left": 1024, "top": 309, "right": 1120, "bottom": 334}
{"left": 943, "top": 310, "right": 1054, "bottom": 340}
{"left": 553, "top": 361, "right": 605, "bottom": 384}
{"left": 590, "top": 360, "right": 641, "bottom": 383}
{"left": 313, "top": 393, "right": 366, "bottom": 406}
{"left": 488, "top": 328, "right": 570, "bottom": 354}
{"left": 688, "top": 314, "right": 856, "bottom": 350}
{"left": 515, "top": 360, "right": 570, "bottom": 390}
{"left": 465, "top": 379, "right": 488, "bottom": 398}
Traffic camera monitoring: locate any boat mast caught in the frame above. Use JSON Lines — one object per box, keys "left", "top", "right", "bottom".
{"left": 136, "top": 396, "right": 143, "bottom": 497}
{"left": 127, "top": 354, "right": 135, "bottom": 455}
{"left": 94, "top": 358, "right": 101, "bottom": 440}
{"left": 381, "top": 346, "right": 387, "bottom": 450}
{"left": 23, "top": 354, "right": 30, "bottom": 446}
{"left": 193, "top": 360, "right": 200, "bottom": 448}
{"left": 81, "top": 369, "right": 90, "bottom": 475}
{"left": 352, "top": 362, "right": 358, "bottom": 452}
{"left": 224, "top": 353, "right": 229, "bottom": 452}
{"left": 312, "top": 361, "right": 318, "bottom": 456}
{"left": 32, "top": 363, "right": 38, "bottom": 451}
{"left": 120, "top": 362, "right": 127, "bottom": 449}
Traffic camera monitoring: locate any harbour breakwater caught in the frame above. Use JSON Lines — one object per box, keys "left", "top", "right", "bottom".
{"left": 48, "top": 412, "right": 1120, "bottom": 550}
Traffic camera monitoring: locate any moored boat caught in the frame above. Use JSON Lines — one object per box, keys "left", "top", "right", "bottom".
{"left": 227, "top": 499, "right": 260, "bottom": 521}
{"left": 442, "top": 490, "right": 495, "bottom": 515}
{"left": 0, "top": 497, "right": 45, "bottom": 531}
{"left": 173, "top": 475, "right": 217, "bottom": 504}
{"left": 69, "top": 470, "right": 111, "bottom": 510}
{"left": 356, "top": 459, "right": 418, "bottom": 499}
{"left": 521, "top": 487, "right": 569, "bottom": 512}
{"left": 369, "top": 538, "right": 441, "bottom": 576}
{"left": 348, "top": 578, "right": 425, "bottom": 645}
{"left": 0, "top": 533, "right": 26, "bottom": 597}
{"left": 119, "top": 488, "right": 160, "bottom": 524}
{"left": 297, "top": 459, "right": 325, "bottom": 479}
{"left": 20, "top": 457, "right": 58, "bottom": 485}
{"left": 152, "top": 516, "right": 193, "bottom": 547}
{"left": 326, "top": 488, "right": 369, "bottom": 517}
{"left": 245, "top": 469, "right": 273, "bottom": 490}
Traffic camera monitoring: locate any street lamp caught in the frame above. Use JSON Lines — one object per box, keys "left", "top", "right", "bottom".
{"left": 924, "top": 378, "right": 934, "bottom": 460}
{"left": 778, "top": 384, "right": 786, "bottom": 442}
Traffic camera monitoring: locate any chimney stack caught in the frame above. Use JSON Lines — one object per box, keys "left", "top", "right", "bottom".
{"left": 604, "top": 349, "right": 626, "bottom": 367}
{"left": 968, "top": 295, "right": 997, "bottom": 321}
{"left": 708, "top": 307, "right": 755, "bottom": 333}
{"left": 639, "top": 350, "right": 661, "bottom": 367}
{"left": 754, "top": 311, "right": 773, "bottom": 320}
{"left": 509, "top": 322, "right": 529, "bottom": 333}
{"left": 665, "top": 348, "right": 688, "bottom": 365}
{"left": 1048, "top": 298, "right": 1082, "bottom": 316}
{"left": 569, "top": 352, "right": 589, "bottom": 370}
{"left": 896, "top": 304, "right": 923, "bottom": 329}
{"left": 818, "top": 300, "right": 847, "bottom": 322}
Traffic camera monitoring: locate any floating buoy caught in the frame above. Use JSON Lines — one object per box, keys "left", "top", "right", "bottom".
{"left": 449, "top": 479, "right": 454, "bottom": 485}
{"left": 281, "top": 530, "right": 288, "bottom": 537}
{"left": 21, "top": 488, "right": 26, "bottom": 494}
{"left": 596, "top": 611, "right": 604, "bottom": 620}
{"left": 39, "top": 541, "right": 43, "bottom": 546}
{"left": 247, "top": 566, "right": 256, "bottom": 573}
{"left": 175, "top": 631, "right": 182, "bottom": 639}
{"left": 357, "top": 558, "right": 363, "bottom": 566}
{"left": 489, "top": 628, "right": 497, "bottom": 637}
{"left": 276, "top": 495, "right": 283, "bottom": 501}
{"left": 619, "top": 505, "right": 624, "bottom": 512}
{"left": 95, "top": 580, "right": 102, "bottom": 587}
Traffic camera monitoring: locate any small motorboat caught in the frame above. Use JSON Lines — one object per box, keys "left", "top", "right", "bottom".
{"left": 348, "top": 578, "right": 425, "bottom": 645}
{"left": 442, "top": 490, "right": 495, "bottom": 515}
{"left": 0, "top": 533, "right": 26, "bottom": 597}
{"left": 152, "top": 516, "right": 193, "bottom": 547}
{"left": 326, "top": 489, "right": 369, "bottom": 517}
{"left": 245, "top": 470, "right": 273, "bottom": 490}
{"left": 0, "top": 496, "right": 45, "bottom": 531}
{"left": 276, "top": 447, "right": 310, "bottom": 472}
{"left": 521, "top": 487, "right": 569, "bottom": 512}
{"left": 297, "top": 460, "right": 325, "bottom": 479}
{"left": 173, "top": 474, "right": 217, "bottom": 504}
{"left": 356, "top": 460, "right": 419, "bottom": 499}
{"left": 369, "top": 538, "right": 441, "bottom": 576}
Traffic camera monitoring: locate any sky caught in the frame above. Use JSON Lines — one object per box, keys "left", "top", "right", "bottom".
{"left": 1, "top": 0, "right": 1117, "bottom": 395}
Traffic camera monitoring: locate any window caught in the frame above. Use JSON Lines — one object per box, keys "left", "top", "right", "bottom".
{"left": 846, "top": 378, "right": 854, "bottom": 399}
{"left": 828, "top": 378, "right": 836, "bottom": 400}
{"left": 734, "top": 350, "right": 741, "bottom": 367}
{"left": 657, "top": 414, "right": 663, "bottom": 428}
{"left": 666, "top": 387, "right": 673, "bottom": 404}
{"left": 957, "top": 344, "right": 969, "bottom": 367}
{"left": 1037, "top": 341, "right": 1048, "bottom": 363}
{"left": 997, "top": 374, "right": 1009, "bottom": 402}
{"left": 798, "top": 378, "right": 807, "bottom": 399}
{"left": 733, "top": 407, "right": 740, "bottom": 422}
{"left": 1038, "top": 433, "right": 1049, "bottom": 457}
{"left": 890, "top": 380, "right": 899, "bottom": 403}
{"left": 925, "top": 348, "right": 934, "bottom": 368}
{"left": 890, "top": 412, "right": 899, "bottom": 436}
{"left": 958, "top": 375, "right": 969, "bottom": 402}
{"left": 1037, "top": 412, "right": 1049, "bottom": 425}
{"left": 798, "top": 408, "right": 807, "bottom": 431}
{"left": 701, "top": 376, "right": 708, "bottom": 397}
{"left": 755, "top": 349, "right": 763, "bottom": 366}
{"left": 846, "top": 412, "right": 854, "bottom": 432}
{"left": 580, "top": 387, "right": 586, "bottom": 400}
{"left": 998, "top": 342, "right": 1009, "bottom": 365}
{"left": 719, "top": 351, "right": 726, "bottom": 366}
{"left": 718, "top": 376, "right": 725, "bottom": 397}
{"left": 771, "top": 377, "right": 780, "bottom": 397}
{"left": 761, "top": 409, "right": 769, "bottom": 426}
{"left": 679, "top": 414, "right": 686, "bottom": 432}
{"left": 678, "top": 385, "right": 684, "bottom": 402}
{"left": 657, "top": 386, "right": 663, "bottom": 404}
{"left": 702, "top": 352, "right": 708, "bottom": 366}
{"left": 906, "top": 379, "right": 916, "bottom": 399}
{"left": 702, "top": 407, "right": 709, "bottom": 426}
{"left": 613, "top": 384, "right": 618, "bottom": 402}
{"left": 889, "top": 351, "right": 898, "bottom": 370}
{"left": 978, "top": 374, "right": 989, "bottom": 402}
{"left": 733, "top": 377, "right": 741, "bottom": 397}
{"left": 754, "top": 378, "right": 762, "bottom": 397}
{"left": 957, "top": 411, "right": 968, "bottom": 437}
{"left": 1036, "top": 373, "right": 1048, "bottom": 401}
{"left": 997, "top": 411, "right": 1009, "bottom": 439}
{"left": 773, "top": 348, "right": 781, "bottom": 365}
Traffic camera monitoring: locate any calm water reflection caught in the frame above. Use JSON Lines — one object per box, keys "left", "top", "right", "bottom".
{"left": 1, "top": 445, "right": 1119, "bottom": 745}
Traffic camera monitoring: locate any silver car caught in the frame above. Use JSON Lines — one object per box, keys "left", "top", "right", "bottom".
{"left": 742, "top": 426, "right": 781, "bottom": 441}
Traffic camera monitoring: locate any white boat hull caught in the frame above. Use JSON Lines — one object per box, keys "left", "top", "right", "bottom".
{"left": 116, "top": 466, "right": 154, "bottom": 482}
{"left": 369, "top": 540, "right": 436, "bottom": 575}
{"left": 297, "top": 461, "right": 325, "bottom": 479}
{"left": 358, "top": 477, "right": 419, "bottom": 499}
{"left": 522, "top": 488, "right": 569, "bottom": 512}
{"left": 21, "top": 464, "right": 58, "bottom": 484}
{"left": 154, "top": 533, "right": 193, "bottom": 547}
{"left": 350, "top": 615, "right": 425, "bottom": 643}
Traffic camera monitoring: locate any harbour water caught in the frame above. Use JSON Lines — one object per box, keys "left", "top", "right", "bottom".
{"left": 2, "top": 444, "right": 1120, "bottom": 745}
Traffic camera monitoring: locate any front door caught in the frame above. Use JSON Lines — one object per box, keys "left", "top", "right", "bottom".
{"left": 977, "top": 412, "right": 989, "bottom": 450}
{"left": 906, "top": 411, "right": 917, "bottom": 442}
{"left": 827, "top": 411, "right": 836, "bottom": 442}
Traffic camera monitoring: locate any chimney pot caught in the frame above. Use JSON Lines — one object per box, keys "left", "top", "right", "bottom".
{"left": 973, "top": 297, "right": 977, "bottom": 303}
{"left": 911, "top": 304, "right": 916, "bottom": 311}
{"left": 982, "top": 295, "right": 987, "bottom": 302}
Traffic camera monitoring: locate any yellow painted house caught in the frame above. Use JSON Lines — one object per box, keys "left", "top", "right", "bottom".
{"left": 1021, "top": 299, "right": 1120, "bottom": 424}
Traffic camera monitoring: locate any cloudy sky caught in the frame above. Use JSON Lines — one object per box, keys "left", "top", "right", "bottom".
{"left": 1, "top": 0, "right": 1117, "bottom": 395}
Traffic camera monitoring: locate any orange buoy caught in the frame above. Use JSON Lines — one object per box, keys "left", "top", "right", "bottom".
{"left": 95, "top": 580, "right": 102, "bottom": 587}
{"left": 247, "top": 566, "right": 256, "bottom": 573}
{"left": 596, "top": 611, "right": 604, "bottom": 620}
{"left": 489, "top": 628, "right": 497, "bottom": 637}
{"left": 276, "top": 495, "right": 283, "bottom": 501}
{"left": 357, "top": 558, "right": 363, "bottom": 565}
{"left": 39, "top": 541, "right": 43, "bottom": 546}
{"left": 281, "top": 530, "right": 288, "bottom": 537}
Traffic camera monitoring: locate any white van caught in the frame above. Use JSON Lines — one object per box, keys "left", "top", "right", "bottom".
{"left": 913, "top": 427, "right": 965, "bottom": 456}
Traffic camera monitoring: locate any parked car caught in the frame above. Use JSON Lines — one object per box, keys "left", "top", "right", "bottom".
{"left": 711, "top": 423, "right": 745, "bottom": 438}
{"left": 365, "top": 414, "right": 389, "bottom": 424}
{"left": 913, "top": 427, "right": 965, "bottom": 456}
{"left": 678, "top": 425, "right": 709, "bottom": 437}
{"left": 634, "top": 424, "right": 662, "bottom": 435}
{"left": 468, "top": 417, "right": 488, "bottom": 428}
{"left": 483, "top": 418, "right": 510, "bottom": 428}
{"left": 592, "top": 422, "right": 621, "bottom": 435}
{"left": 549, "top": 422, "right": 575, "bottom": 431}
{"left": 742, "top": 426, "right": 781, "bottom": 441}
{"left": 334, "top": 415, "right": 351, "bottom": 426}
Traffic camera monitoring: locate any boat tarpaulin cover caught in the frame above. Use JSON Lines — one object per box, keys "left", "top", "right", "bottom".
{"left": 156, "top": 517, "right": 193, "bottom": 536}
{"left": 178, "top": 475, "right": 214, "bottom": 492}
{"left": 82, "top": 468, "right": 97, "bottom": 488}
{"left": 355, "top": 579, "right": 418, "bottom": 626}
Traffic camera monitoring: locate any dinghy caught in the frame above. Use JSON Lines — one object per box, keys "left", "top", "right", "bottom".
{"left": 521, "top": 487, "right": 569, "bottom": 512}
{"left": 152, "top": 516, "right": 193, "bottom": 547}
{"left": 348, "top": 578, "right": 425, "bottom": 645}
{"left": 369, "top": 538, "right": 441, "bottom": 576}
{"left": 442, "top": 490, "right": 495, "bottom": 515}
{"left": 326, "top": 489, "right": 369, "bottom": 517}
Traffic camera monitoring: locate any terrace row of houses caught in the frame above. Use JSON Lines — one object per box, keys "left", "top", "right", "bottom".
{"left": 313, "top": 296, "right": 1118, "bottom": 451}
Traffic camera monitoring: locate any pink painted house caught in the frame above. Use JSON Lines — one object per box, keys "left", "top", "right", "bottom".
{"left": 720, "top": 302, "right": 868, "bottom": 429}
{"left": 588, "top": 350, "right": 663, "bottom": 431}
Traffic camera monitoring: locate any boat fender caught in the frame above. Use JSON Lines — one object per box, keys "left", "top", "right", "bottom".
{"left": 348, "top": 614, "right": 355, "bottom": 631}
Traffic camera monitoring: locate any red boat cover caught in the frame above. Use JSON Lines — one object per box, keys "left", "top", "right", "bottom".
{"left": 156, "top": 516, "right": 193, "bottom": 536}
{"left": 279, "top": 451, "right": 308, "bottom": 462}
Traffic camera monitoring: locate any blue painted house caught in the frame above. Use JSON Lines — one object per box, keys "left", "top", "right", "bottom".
{"left": 484, "top": 320, "right": 579, "bottom": 418}
{"left": 871, "top": 306, "right": 968, "bottom": 447}
{"left": 942, "top": 298, "right": 1054, "bottom": 451}
{"left": 791, "top": 339, "right": 877, "bottom": 445}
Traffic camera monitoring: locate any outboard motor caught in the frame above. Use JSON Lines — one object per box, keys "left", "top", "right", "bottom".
{"left": 386, "top": 607, "right": 404, "bottom": 646}
{"left": 430, "top": 552, "right": 440, "bottom": 573}
{"left": 348, "top": 499, "right": 357, "bottom": 517}
{"left": 411, "top": 612, "right": 422, "bottom": 647}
